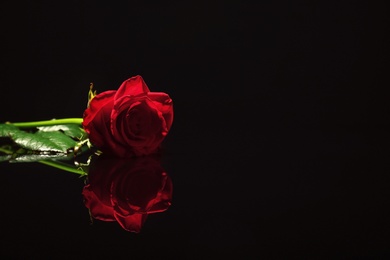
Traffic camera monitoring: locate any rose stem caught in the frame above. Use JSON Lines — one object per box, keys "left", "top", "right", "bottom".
{"left": 39, "top": 160, "right": 86, "bottom": 176}
{"left": 7, "top": 118, "right": 84, "bottom": 128}
{"left": 0, "top": 147, "right": 13, "bottom": 154}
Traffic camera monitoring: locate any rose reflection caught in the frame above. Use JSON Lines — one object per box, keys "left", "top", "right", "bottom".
{"left": 82, "top": 155, "right": 172, "bottom": 233}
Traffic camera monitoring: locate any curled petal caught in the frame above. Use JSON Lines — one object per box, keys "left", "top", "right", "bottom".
{"left": 148, "top": 92, "right": 174, "bottom": 131}
{"left": 114, "top": 213, "right": 147, "bottom": 233}
{"left": 114, "top": 75, "right": 150, "bottom": 101}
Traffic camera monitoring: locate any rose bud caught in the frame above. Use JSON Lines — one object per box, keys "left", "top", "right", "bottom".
{"left": 82, "top": 75, "right": 173, "bottom": 157}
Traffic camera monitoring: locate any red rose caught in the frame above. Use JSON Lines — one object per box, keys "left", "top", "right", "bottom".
{"left": 82, "top": 75, "right": 173, "bottom": 157}
{"left": 82, "top": 155, "right": 173, "bottom": 233}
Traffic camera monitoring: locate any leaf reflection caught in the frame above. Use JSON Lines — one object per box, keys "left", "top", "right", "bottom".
{"left": 82, "top": 155, "right": 173, "bottom": 233}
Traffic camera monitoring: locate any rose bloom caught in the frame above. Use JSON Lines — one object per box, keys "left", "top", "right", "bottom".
{"left": 82, "top": 75, "right": 173, "bottom": 157}
{"left": 82, "top": 155, "right": 173, "bottom": 233}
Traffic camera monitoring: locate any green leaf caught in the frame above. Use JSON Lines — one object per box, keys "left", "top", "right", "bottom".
{"left": 0, "top": 123, "right": 89, "bottom": 157}
{"left": 9, "top": 153, "right": 73, "bottom": 163}
{"left": 0, "top": 155, "right": 12, "bottom": 162}
{"left": 11, "top": 131, "right": 77, "bottom": 153}
{"left": 37, "top": 124, "right": 87, "bottom": 140}
{"left": 0, "top": 124, "right": 20, "bottom": 137}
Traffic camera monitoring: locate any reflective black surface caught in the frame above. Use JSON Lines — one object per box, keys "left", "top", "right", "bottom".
{"left": 1, "top": 131, "right": 388, "bottom": 258}
{"left": 0, "top": 1, "right": 388, "bottom": 258}
{"left": 82, "top": 154, "right": 173, "bottom": 233}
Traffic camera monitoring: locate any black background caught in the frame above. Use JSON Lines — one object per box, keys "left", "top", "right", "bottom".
{"left": 0, "top": 1, "right": 389, "bottom": 259}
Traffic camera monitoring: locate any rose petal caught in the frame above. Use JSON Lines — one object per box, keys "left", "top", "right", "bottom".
{"left": 82, "top": 185, "right": 116, "bottom": 221}
{"left": 82, "top": 91, "right": 116, "bottom": 149}
{"left": 111, "top": 96, "right": 167, "bottom": 156}
{"left": 114, "top": 213, "right": 147, "bottom": 233}
{"left": 148, "top": 92, "right": 174, "bottom": 132}
{"left": 144, "top": 172, "right": 173, "bottom": 213}
{"left": 114, "top": 75, "right": 150, "bottom": 101}
{"left": 83, "top": 90, "right": 116, "bottom": 128}
{"left": 83, "top": 91, "right": 134, "bottom": 157}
